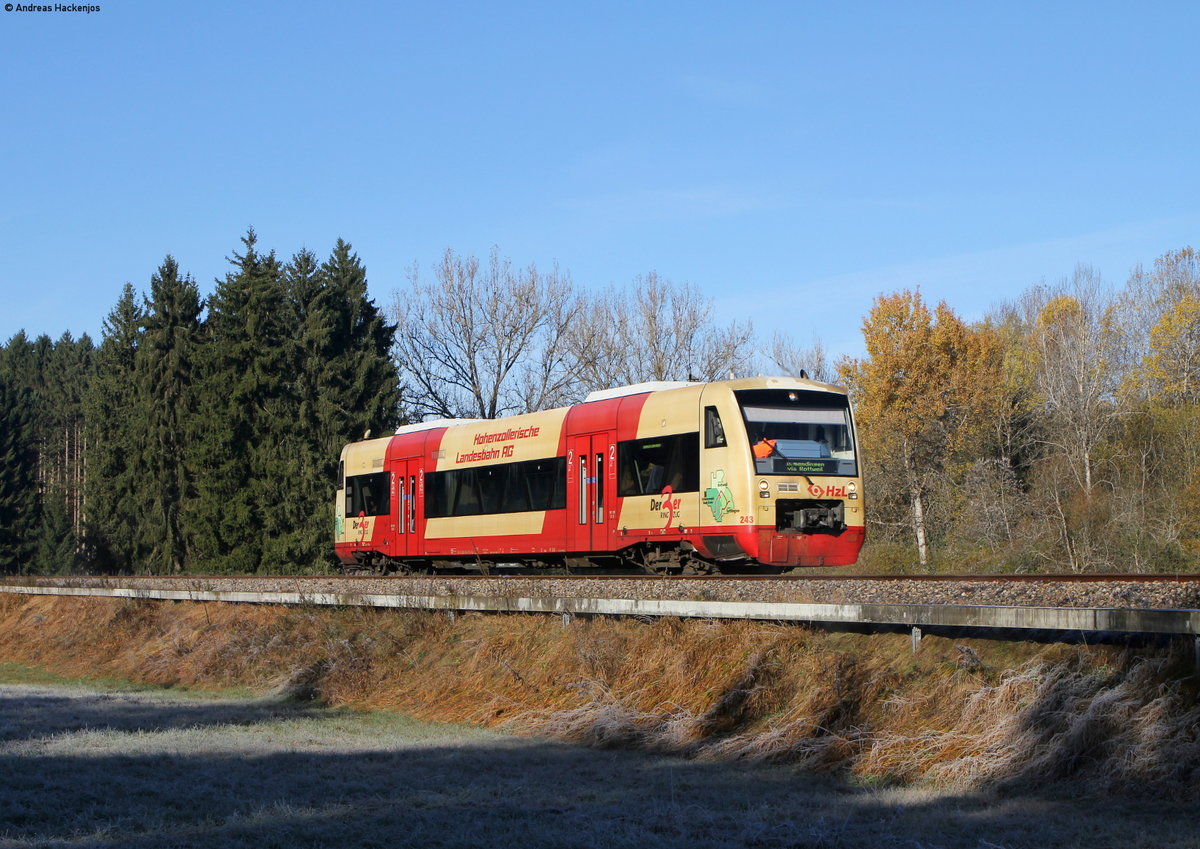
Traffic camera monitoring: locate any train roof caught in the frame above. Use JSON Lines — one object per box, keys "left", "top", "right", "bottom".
{"left": 584, "top": 381, "right": 700, "bottom": 402}
{"left": 342, "top": 376, "right": 848, "bottom": 451}
{"left": 581, "top": 375, "right": 848, "bottom": 402}
{"left": 394, "top": 418, "right": 482, "bottom": 436}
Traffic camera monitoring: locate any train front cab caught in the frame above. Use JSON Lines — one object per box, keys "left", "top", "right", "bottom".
{"left": 693, "top": 380, "right": 864, "bottom": 568}
{"left": 335, "top": 435, "right": 400, "bottom": 568}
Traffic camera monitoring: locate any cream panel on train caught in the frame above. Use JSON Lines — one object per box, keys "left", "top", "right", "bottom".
{"left": 435, "top": 408, "right": 568, "bottom": 467}
{"left": 616, "top": 384, "right": 705, "bottom": 533}
{"left": 425, "top": 511, "right": 548, "bottom": 541}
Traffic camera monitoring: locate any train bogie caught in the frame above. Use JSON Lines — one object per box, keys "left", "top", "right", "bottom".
{"left": 335, "top": 378, "right": 864, "bottom": 574}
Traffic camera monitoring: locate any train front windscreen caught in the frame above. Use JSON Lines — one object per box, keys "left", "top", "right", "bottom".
{"left": 735, "top": 389, "right": 857, "bottom": 477}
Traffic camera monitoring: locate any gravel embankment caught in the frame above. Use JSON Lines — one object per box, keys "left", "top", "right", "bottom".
{"left": 8, "top": 574, "right": 1200, "bottom": 611}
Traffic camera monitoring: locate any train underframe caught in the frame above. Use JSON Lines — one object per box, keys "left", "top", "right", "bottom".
{"left": 341, "top": 533, "right": 852, "bottom": 577}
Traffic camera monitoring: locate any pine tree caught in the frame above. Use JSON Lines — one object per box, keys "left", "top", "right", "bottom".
{"left": 281, "top": 240, "right": 402, "bottom": 570}
{"left": 189, "top": 229, "right": 291, "bottom": 573}
{"left": 257, "top": 247, "right": 315, "bottom": 569}
{"left": 321, "top": 239, "right": 403, "bottom": 441}
{"left": 137, "top": 258, "right": 203, "bottom": 574}
{"left": 37, "top": 482, "right": 79, "bottom": 573}
{"left": 0, "top": 376, "right": 40, "bottom": 574}
{"left": 39, "top": 332, "right": 93, "bottom": 564}
{"left": 0, "top": 331, "right": 42, "bottom": 389}
{"left": 84, "top": 284, "right": 146, "bottom": 572}
{"left": 1, "top": 331, "right": 94, "bottom": 573}
{"left": 0, "top": 332, "right": 50, "bottom": 490}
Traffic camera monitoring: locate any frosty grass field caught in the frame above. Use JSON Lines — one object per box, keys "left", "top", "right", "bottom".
{"left": 1, "top": 675, "right": 1198, "bottom": 849}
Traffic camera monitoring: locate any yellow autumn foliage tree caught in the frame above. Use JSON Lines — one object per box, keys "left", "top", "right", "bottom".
{"left": 838, "top": 290, "right": 1004, "bottom": 568}
{"left": 1144, "top": 292, "right": 1200, "bottom": 404}
{"left": 1137, "top": 291, "right": 1200, "bottom": 553}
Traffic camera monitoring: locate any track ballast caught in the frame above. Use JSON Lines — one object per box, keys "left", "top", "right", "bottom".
{"left": 6, "top": 573, "right": 1200, "bottom": 612}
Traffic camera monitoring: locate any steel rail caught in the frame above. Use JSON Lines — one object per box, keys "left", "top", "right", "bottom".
{"left": 5, "top": 572, "right": 1200, "bottom": 584}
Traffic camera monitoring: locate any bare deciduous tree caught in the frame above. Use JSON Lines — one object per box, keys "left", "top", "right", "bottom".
{"left": 764, "top": 332, "right": 834, "bottom": 382}
{"left": 391, "top": 248, "right": 583, "bottom": 420}
{"left": 1025, "top": 266, "right": 1120, "bottom": 497}
{"left": 573, "top": 273, "right": 754, "bottom": 391}
{"left": 1113, "top": 248, "right": 1200, "bottom": 371}
{"left": 1108, "top": 248, "right": 1200, "bottom": 404}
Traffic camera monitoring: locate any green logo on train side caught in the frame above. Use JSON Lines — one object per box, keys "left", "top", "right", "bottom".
{"left": 703, "top": 470, "right": 737, "bottom": 523}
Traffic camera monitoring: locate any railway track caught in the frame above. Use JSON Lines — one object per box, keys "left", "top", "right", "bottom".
{"left": 4, "top": 571, "right": 1200, "bottom": 611}
{"left": 6, "top": 571, "right": 1196, "bottom": 582}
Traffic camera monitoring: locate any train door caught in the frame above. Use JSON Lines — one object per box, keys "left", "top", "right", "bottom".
{"left": 391, "top": 457, "right": 421, "bottom": 558}
{"left": 698, "top": 385, "right": 748, "bottom": 531}
{"left": 568, "top": 432, "right": 614, "bottom": 554}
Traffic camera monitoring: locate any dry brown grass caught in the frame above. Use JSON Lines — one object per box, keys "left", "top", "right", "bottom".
{"left": 2, "top": 594, "right": 1198, "bottom": 799}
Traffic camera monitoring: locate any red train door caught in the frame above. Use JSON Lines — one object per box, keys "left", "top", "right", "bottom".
{"left": 568, "top": 433, "right": 614, "bottom": 554}
{"left": 395, "top": 458, "right": 421, "bottom": 558}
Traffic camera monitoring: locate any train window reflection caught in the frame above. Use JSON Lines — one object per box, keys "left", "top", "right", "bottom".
{"left": 736, "top": 389, "right": 856, "bottom": 477}
{"left": 345, "top": 472, "right": 391, "bottom": 517}
{"left": 704, "top": 406, "right": 727, "bottom": 448}
{"left": 617, "top": 432, "right": 699, "bottom": 496}
{"left": 425, "top": 457, "right": 567, "bottom": 518}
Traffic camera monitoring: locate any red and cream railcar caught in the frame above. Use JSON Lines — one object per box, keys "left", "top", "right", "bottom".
{"left": 334, "top": 377, "right": 864, "bottom": 574}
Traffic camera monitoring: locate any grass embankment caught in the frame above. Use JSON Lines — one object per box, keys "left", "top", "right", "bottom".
{"left": 1, "top": 594, "right": 1198, "bottom": 797}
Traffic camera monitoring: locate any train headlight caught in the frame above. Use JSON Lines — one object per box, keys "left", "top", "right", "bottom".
{"left": 758, "top": 480, "right": 770, "bottom": 498}
{"left": 848, "top": 481, "right": 858, "bottom": 500}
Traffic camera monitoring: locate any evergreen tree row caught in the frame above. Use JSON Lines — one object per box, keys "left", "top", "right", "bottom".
{"left": 0, "top": 329, "right": 94, "bottom": 572}
{"left": 0, "top": 229, "right": 401, "bottom": 574}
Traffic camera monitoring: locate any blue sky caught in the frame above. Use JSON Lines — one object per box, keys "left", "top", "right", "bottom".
{"left": 2, "top": 1, "right": 1197, "bottom": 359}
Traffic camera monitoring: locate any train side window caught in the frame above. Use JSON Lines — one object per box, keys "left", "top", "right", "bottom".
{"left": 476, "top": 466, "right": 506, "bottom": 514}
{"left": 578, "top": 455, "right": 588, "bottom": 525}
{"left": 595, "top": 452, "right": 604, "bottom": 524}
{"left": 617, "top": 432, "right": 700, "bottom": 497}
{"left": 523, "top": 457, "right": 566, "bottom": 512}
{"left": 452, "top": 469, "right": 483, "bottom": 515}
{"left": 397, "top": 476, "right": 406, "bottom": 533}
{"left": 704, "top": 406, "right": 727, "bottom": 448}
{"left": 337, "top": 460, "right": 344, "bottom": 490}
{"left": 424, "top": 471, "right": 449, "bottom": 518}
{"left": 425, "top": 457, "right": 567, "bottom": 518}
{"left": 499, "top": 463, "right": 530, "bottom": 513}
{"left": 345, "top": 472, "right": 391, "bottom": 517}
{"left": 426, "top": 469, "right": 480, "bottom": 517}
